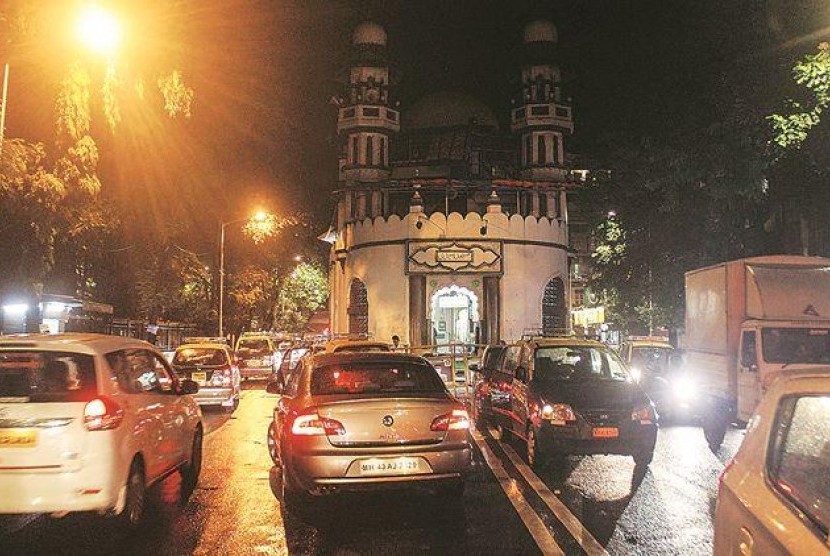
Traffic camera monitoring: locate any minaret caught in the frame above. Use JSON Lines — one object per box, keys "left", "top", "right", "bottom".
{"left": 337, "top": 22, "right": 399, "bottom": 184}
{"left": 511, "top": 20, "right": 573, "bottom": 181}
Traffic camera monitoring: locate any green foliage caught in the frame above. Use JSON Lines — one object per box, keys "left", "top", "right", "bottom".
{"left": 770, "top": 43, "right": 830, "bottom": 148}
{"left": 273, "top": 263, "right": 328, "bottom": 333}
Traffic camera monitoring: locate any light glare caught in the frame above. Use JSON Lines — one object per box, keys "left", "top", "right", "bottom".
{"left": 76, "top": 6, "right": 121, "bottom": 55}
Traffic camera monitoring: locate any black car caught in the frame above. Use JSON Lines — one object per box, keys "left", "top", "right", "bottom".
{"left": 495, "top": 338, "right": 657, "bottom": 469}
{"left": 469, "top": 344, "right": 508, "bottom": 427}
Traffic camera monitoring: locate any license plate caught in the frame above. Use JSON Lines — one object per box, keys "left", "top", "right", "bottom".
{"left": 592, "top": 427, "right": 619, "bottom": 438}
{"left": 191, "top": 371, "right": 207, "bottom": 384}
{"left": 357, "top": 457, "right": 426, "bottom": 476}
{"left": 0, "top": 429, "right": 37, "bottom": 448}
{"left": 247, "top": 360, "right": 262, "bottom": 368}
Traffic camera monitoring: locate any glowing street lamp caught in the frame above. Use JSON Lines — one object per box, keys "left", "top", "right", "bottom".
{"left": 75, "top": 6, "right": 122, "bottom": 56}
{"left": 218, "top": 210, "right": 277, "bottom": 337}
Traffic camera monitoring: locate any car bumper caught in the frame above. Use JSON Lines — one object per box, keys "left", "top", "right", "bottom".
{"left": 0, "top": 464, "right": 120, "bottom": 515}
{"left": 538, "top": 421, "right": 657, "bottom": 456}
{"left": 239, "top": 367, "right": 272, "bottom": 378}
{"left": 193, "top": 387, "right": 236, "bottom": 406}
{"left": 285, "top": 437, "right": 473, "bottom": 494}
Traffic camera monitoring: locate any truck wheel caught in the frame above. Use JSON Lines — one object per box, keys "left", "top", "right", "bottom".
{"left": 703, "top": 410, "right": 728, "bottom": 453}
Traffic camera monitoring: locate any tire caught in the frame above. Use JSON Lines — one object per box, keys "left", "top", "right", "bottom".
{"left": 121, "top": 460, "right": 146, "bottom": 530}
{"left": 181, "top": 427, "right": 203, "bottom": 499}
{"left": 436, "top": 478, "right": 465, "bottom": 498}
{"left": 632, "top": 449, "right": 653, "bottom": 468}
{"left": 703, "top": 408, "right": 728, "bottom": 453}
{"left": 281, "top": 464, "right": 314, "bottom": 522}
{"left": 267, "top": 421, "right": 280, "bottom": 465}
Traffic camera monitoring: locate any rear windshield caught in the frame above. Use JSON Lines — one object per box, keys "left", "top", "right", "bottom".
{"left": 237, "top": 339, "right": 272, "bottom": 352}
{"left": 630, "top": 347, "right": 674, "bottom": 375}
{"left": 535, "top": 346, "right": 628, "bottom": 382}
{"left": 311, "top": 362, "right": 446, "bottom": 395}
{"left": 173, "top": 348, "right": 228, "bottom": 367}
{"left": 0, "top": 351, "right": 97, "bottom": 402}
{"left": 332, "top": 345, "right": 390, "bottom": 353}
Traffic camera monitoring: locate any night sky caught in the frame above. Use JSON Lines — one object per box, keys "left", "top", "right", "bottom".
{"left": 4, "top": 0, "right": 830, "bottom": 252}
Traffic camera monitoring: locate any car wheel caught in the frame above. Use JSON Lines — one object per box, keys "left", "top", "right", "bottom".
{"left": 181, "top": 427, "right": 203, "bottom": 500}
{"left": 633, "top": 449, "right": 653, "bottom": 468}
{"left": 436, "top": 478, "right": 465, "bottom": 498}
{"left": 525, "top": 425, "right": 543, "bottom": 469}
{"left": 280, "top": 464, "right": 313, "bottom": 521}
{"left": 121, "top": 460, "right": 146, "bottom": 530}
{"left": 267, "top": 421, "right": 280, "bottom": 466}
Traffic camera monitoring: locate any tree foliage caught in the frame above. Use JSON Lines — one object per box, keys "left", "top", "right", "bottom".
{"left": 273, "top": 263, "right": 328, "bottom": 333}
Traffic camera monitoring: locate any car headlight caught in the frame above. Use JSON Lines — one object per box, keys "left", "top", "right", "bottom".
{"left": 672, "top": 375, "right": 697, "bottom": 401}
{"left": 629, "top": 366, "right": 642, "bottom": 383}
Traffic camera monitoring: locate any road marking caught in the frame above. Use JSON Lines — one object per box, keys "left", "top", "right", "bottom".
{"left": 490, "top": 427, "right": 608, "bottom": 556}
{"left": 471, "top": 429, "right": 564, "bottom": 556}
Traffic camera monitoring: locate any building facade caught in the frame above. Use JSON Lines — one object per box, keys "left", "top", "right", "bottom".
{"left": 326, "top": 20, "right": 578, "bottom": 346}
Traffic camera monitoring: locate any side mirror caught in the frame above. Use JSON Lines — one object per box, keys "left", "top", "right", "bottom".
{"left": 181, "top": 379, "right": 199, "bottom": 395}
{"left": 266, "top": 380, "right": 283, "bottom": 395}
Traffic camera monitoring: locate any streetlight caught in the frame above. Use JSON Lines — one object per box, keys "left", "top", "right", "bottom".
{"left": 218, "top": 211, "right": 272, "bottom": 338}
{"left": 0, "top": 6, "right": 122, "bottom": 157}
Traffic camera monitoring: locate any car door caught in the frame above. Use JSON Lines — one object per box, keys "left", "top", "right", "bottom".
{"left": 737, "top": 330, "right": 759, "bottom": 421}
{"left": 497, "top": 346, "right": 522, "bottom": 435}
{"left": 148, "top": 350, "right": 191, "bottom": 465}
{"left": 275, "top": 359, "right": 303, "bottom": 455}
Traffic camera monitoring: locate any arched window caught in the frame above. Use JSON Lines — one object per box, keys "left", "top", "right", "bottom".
{"left": 348, "top": 279, "right": 369, "bottom": 335}
{"left": 538, "top": 135, "right": 547, "bottom": 165}
{"left": 542, "top": 277, "right": 567, "bottom": 336}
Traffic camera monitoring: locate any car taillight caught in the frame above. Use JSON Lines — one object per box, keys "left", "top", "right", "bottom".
{"left": 541, "top": 403, "right": 576, "bottom": 424}
{"left": 290, "top": 407, "right": 346, "bottom": 436}
{"left": 84, "top": 397, "right": 124, "bottom": 431}
{"left": 631, "top": 406, "right": 653, "bottom": 424}
{"left": 212, "top": 367, "right": 232, "bottom": 387}
{"left": 430, "top": 408, "right": 470, "bottom": 431}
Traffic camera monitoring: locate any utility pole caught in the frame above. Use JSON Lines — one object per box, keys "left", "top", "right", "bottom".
{"left": 0, "top": 63, "right": 9, "bottom": 158}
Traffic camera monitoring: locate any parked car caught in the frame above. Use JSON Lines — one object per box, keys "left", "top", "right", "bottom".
{"left": 495, "top": 337, "right": 658, "bottom": 469}
{"left": 469, "top": 344, "right": 508, "bottom": 428}
{"left": 714, "top": 370, "right": 830, "bottom": 555}
{"left": 235, "top": 334, "right": 279, "bottom": 379}
{"left": 619, "top": 337, "right": 694, "bottom": 422}
{"left": 265, "top": 352, "right": 472, "bottom": 513}
{"left": 171, "top": 340, "right": 241, "bottom": 412}
{"left": 0, "top": 333, "right": 203, "bottom": 529}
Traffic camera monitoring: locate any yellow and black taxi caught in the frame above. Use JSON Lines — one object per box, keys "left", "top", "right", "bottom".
{"left": 493, "top": 337, "right": 658, "bottom": 469}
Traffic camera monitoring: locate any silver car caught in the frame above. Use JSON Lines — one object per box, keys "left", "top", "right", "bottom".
{"left": 266, "top": 352, "right": 472, "bottom": 509}
{"left": 171, "top": 342, "right": 241, "bottom": 412}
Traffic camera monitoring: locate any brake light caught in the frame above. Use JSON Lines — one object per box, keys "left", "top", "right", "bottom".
{"left": 290, "top": 407, "right": 346, "bottom": 436}
{"left": 541, "top": 403, "right": 576, "bottom": 424}
{"left": 430, "top": 408, "right": 470, "bottom": 431}
{"left": 84, "top": 397, "right": 124, "bottom": 431}
{"left": 631, "top": 406, "right": 653, "bottom": 424}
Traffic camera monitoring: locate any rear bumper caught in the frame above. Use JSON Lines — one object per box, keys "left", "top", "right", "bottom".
{"left": 0, "top": 466, "right": 120, "bottom": 514}
{"left": 239, "top": 367, "right": 272, "bottom": 378}
{"left": 193, "top": 387, "right": 236, "bottom": 406}
{"left": 538, "top": 422, "right": 657, "bottom": 456}
{"left": 286, "top": 439, "right": 473, "bottom": 493}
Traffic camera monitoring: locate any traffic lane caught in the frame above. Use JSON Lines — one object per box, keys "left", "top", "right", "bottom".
{"left": 530, "top": 424, "right": 743, "bottom": 555}
{"left": 0, "top": 388, "right": 276, "bottom": 556}
{"left": 274, "top": 453, "right": 542, "bottom": 555}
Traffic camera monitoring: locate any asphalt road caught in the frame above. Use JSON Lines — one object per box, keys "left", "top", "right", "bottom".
{"left": 0, "top": 382, "right": 742, "bottom": 555}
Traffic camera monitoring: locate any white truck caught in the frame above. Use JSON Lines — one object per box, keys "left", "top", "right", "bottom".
{"left": 684, "top": 255, "right": 830, "bottom": 451}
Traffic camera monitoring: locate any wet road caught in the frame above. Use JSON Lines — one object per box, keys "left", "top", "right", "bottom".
{"left": 0, "top": 382, "right": 741, "bottom": 555}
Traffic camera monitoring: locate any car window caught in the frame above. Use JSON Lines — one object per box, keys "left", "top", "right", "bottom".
{"left": 740, "top": 331, "right": 757, "bottom": 368}
{"left": 237, "top": 339, "right": 273, "bottom": 352}
{"left": 311, "top": 361, "right": 446, "bottom": 395}
{"left": 768, "top": 394, "right": 830, "bottom": 536}
{"left": 481, "top": 346, "right": 505, "bottom": 370}
{"left": 762, "top": 328, "right": 830, "bottom": 364}
{"left": 501, "top": 346, "right": 521, "bottom": 377}
{"left": 284, "top": 360, "right": 303, "bottom": 397}
{"left": 107, "top": 349, "right": 171, "bottom": 394}
{"left": 173, "top": 347, "right": 228, "bottom": 367}
{"left": 534, "top": 346, "right": 628, "bottom": 382}
{"left": 630, "top": 347, "right": 673, "bottom": 376}
{"left": 0, "top": 350, "right": 97, "bottom": 403}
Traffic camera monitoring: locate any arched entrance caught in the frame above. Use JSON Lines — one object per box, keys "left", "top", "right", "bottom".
{"left": 542, "top": 277, "right": 567, "bottom": 336}
{"left": 348, "top": 279, "right": 368, "bottom": 335}
{"left": 430, "top": 285, "right": 480, "bottom": 346}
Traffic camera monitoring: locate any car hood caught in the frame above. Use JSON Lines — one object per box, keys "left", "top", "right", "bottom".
{"left": 534, "top": 379, "right": 649, "bottom": 410}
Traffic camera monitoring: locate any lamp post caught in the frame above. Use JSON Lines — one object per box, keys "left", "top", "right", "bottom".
{"left": 218, "top": 211, "right": 270, "bottom": 338}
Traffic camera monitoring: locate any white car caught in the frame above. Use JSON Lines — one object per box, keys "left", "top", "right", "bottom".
{"left": 714, "top": 370, "right": 830, "bottom": 555}
{"left": 0, "top": 333, "right": 203, "bottom": 529}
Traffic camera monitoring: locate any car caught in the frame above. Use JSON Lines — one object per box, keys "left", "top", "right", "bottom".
{"left": 318, "top": 339, "right": 392, "bottom": 354}
{"left": 495, "top": 337, "right": 658, "bottom": 469}
{"left": 235, "top": 334, "right": 279, "bottom": 379}
{"left": 714, "top": 370, "right": 830, "bottom": 555}
{"left": 182, "top": 336, "right": 231, "bottom": 346}
{"left": 265, "top": 352, "right": 472, "bottom": 513}
{"left": 0, "top": 333, "right": 203, "bottom": 529}
{"left": 171, "top": 340, "right": 241, "bottom": 412}
{"left": 469, "top": 344, "right": 508, "bottom": 428}
{"left": 619, "top": 337, "right": 695, "bottom": 421}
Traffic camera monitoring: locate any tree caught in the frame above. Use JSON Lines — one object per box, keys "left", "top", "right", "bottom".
{"left": 273, "top": 263, "right": 328, "bottom": 333}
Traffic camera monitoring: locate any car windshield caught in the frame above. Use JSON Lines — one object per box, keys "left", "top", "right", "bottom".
{"left": 237, "top": 339, "right": 271, "bottom": 352}
{"left": 0, "top": 350, "right": 97, "bottom": 402}
{"left": 535, "top": 346, "right": 628, "bottom": 382}
{"left": 173, "top": 348, "right": 227, "bottom": 367}
{"left": 630, "top": 347, "right": 673, "bottom": 375}
{"left": 762, "top": 328, "right": 830, "bottom": 364}
{"left": 311, "top": 362, "right": 447, "bottom": 395}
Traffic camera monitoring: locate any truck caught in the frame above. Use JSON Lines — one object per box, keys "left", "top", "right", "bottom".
{"left": 684, "top": 255, "right": 830, "bottom": 451}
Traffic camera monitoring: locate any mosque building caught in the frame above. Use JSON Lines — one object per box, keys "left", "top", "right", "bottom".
{"left": 325, "top": 19, "right": 581, "bottom": 346}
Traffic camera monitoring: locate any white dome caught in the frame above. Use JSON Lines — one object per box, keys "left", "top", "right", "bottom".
{"left": 524, "top": 20, "right": 557, "bottom": 43}
{"left": 353, "top": 22, "right": 387, "bottom": 46}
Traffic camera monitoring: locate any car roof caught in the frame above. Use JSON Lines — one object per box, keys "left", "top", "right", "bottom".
{"left": 526, "top": 337, "right": 610, "bottom": 349}
{"left": 0, "top": 333, "right": 154, "bottom": 355}
{"left": 311, "top": 351, "right": 428, "bottom": 366}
